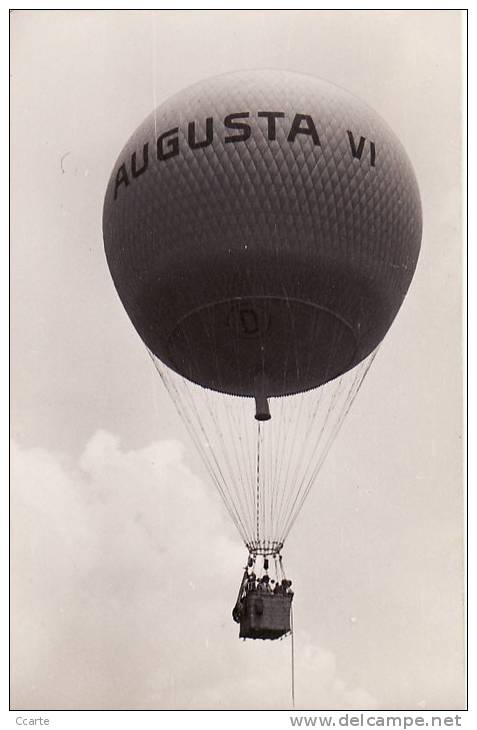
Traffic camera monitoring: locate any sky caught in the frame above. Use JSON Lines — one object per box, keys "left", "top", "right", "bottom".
{"left": 10, "top": 10, "right": 464, "bottom": 710}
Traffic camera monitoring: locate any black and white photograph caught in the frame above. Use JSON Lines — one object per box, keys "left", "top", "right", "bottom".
{"left": 10, "top": 8, "right": 466, "bottom": 718}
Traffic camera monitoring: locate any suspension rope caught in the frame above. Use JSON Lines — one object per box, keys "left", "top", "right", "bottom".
{"left": 256, "top": 422, "right": 261, "bottom": 545}
{"left": 149, "top": 342, "right": 378, "bottom": 555}
{"left": 150, "top": 354, "right": 251, "bottom": 544}
{"left": 279, "top": 374, "right": 347, "bottom": 540}
{"left": 282, "top": 353, "right": 377, "bottom": 541}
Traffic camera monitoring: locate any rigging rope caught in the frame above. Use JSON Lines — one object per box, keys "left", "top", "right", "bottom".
{"left": 149, "top": 348, "right": 377, "bottom": 555}
{"left": 256, "top": 422, "right": 261, "bottom": 546}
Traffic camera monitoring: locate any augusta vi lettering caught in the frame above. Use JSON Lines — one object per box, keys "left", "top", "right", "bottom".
{"left": 113, "top": 112, "right": 377, "bottom": 199}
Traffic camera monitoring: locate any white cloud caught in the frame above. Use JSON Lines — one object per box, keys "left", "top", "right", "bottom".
{"left": 11, "top": 432, "right": 377, "bottom": 710}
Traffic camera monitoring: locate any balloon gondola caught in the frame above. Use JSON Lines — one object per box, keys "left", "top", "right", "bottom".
{"left": 103, "top": 70, "right": 421, "bottom": 640}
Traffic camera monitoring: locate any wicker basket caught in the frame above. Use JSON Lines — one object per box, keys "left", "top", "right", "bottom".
{"left": 239, "top": 590, "right": 293, "bottom": 640}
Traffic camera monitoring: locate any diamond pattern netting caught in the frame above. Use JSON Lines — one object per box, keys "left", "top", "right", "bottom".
{"left": 103, "top": 70, "right": 421, "bottom": 552}
{"left": 103, "top": 70, "right": 421, "bottom": 398}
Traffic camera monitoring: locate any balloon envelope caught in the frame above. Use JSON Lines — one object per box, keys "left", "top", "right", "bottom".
{"left": 103, "top": 70, "right": 422, "bottom": 398}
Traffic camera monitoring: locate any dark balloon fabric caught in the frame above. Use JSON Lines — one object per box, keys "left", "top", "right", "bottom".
{"left": 103, "top": 70, "right": 422, "bottom": 397}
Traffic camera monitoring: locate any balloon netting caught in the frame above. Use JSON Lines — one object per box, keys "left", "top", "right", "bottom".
{"left": 149, "top": 350, "right": 376, "bottom": 550}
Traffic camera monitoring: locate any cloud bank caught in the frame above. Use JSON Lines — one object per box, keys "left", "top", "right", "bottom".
{"left": 11, "top": 431, "right": 377, "bottom": 710}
